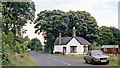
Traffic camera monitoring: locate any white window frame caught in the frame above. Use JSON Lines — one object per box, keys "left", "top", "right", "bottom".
{"left": 104, "top": 48, "right": 107, "bottom": 52}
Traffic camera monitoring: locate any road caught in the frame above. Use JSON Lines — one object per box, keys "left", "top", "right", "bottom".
{"left": 29, "top": 52, "right": 117, "bottom": 67}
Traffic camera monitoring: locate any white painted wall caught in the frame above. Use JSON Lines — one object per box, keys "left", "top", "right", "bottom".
{"left": 53, "top": 45, "right": 64, "bottom": 53}
{"left": 53, "top": 38, "right": 88, "bottom": 54}
{"left": 66, "top": 38, "right": 84, "bottom": 54}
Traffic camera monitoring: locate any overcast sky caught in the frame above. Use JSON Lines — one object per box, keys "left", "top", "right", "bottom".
{"left": 23, "top": 0, "right": 119, "bottom": 44}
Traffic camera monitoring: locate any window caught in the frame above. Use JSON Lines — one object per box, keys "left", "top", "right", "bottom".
{"left": 104, "top": 48, "right": 107, "bottom": 52}
{"left": 83, "top": 46, "right": 88, "bottom": 53}
{"left": 63, "top": 47, "right": 66, "bottom": 53}
{"left": 70, "top": 46, "right": 77, "bottom": 53}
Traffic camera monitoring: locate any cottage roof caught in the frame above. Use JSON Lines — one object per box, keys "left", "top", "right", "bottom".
{"left": 54, "top": 37, "right": 91, "bottom": 45}
{"left": 101, "top": 45, "right": 119, "bottom": 48}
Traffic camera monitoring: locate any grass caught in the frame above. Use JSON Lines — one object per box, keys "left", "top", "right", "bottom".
{"left": 54, "top": 54, "right": 119, "bottom": 66}
{"left": 106, "top": 54, "right": 119, "bottom": 66}
{"left": 37, "top": 51, "right": 49, "bottom": 54}
{"left": 0, "top": 57, "right": 2, "bottom": 67}
{"left": 0, "top": 29, "right": 1, "bottom": 67}
{"left": 7, "top": 52, "right": 37, "bottom": 66}
{"left": 54, "top": 54, "right": 84, "bottom": 61}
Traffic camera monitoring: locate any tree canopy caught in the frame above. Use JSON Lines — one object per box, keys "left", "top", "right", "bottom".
{"left": 98, "top": 26, "right": 120, "bottom": 45}
{"left": 28, "top": 38, "right": 43, "bottom": 51}
{"left": 34, "top": 10, "right": 99, "bottom": 53}
{"left": 2, "top": 2, "right": 35, "bottom": 36}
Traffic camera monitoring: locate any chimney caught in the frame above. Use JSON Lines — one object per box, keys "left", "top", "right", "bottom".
{"left": 59, "top": 33, "right": 61, "bottom": 45}
{"left": 72, "top": 27, "right": 76, "bottom": 37}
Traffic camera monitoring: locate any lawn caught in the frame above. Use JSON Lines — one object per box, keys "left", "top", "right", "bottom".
{"left": 6, "top": 52, "right": 38, "bottom": 66}
{"left": 106, "top": 54, "right": 119, "bottom": 66}
{"left": 54, "top": 54, "right": 84, "bottom": 61}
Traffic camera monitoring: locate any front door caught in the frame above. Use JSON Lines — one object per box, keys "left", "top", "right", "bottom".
{"left": 83, "top": 46, "right": 88, "bottom": 53}
{"left": 63, "top": 47, "right": 66, "bottom": 53}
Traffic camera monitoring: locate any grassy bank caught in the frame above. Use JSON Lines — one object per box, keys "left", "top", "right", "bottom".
{"left": 7, "top": 52, "right": 37, "bottom": 66}
{"left": 54, "top": 54, "right": 119, "bottom": 66}
{"left": 0, "top": 58, "right": 1, "bottom": 67}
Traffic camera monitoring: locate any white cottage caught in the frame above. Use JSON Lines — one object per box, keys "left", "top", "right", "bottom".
{"left": 53, "top": 27, "right": 92, "bottom": 54}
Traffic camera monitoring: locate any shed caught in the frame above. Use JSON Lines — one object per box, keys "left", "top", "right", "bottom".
{"left": 101, "top": 45, "right": 119, "bottom": 55}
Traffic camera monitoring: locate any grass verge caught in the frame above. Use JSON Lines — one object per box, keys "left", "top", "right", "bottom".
{"left": 0, "top": 57, "right": 2, "bottom": 67}
{"left": 7, "top": 52, "right": 37, "bottom": 66}
{"left": 106, "top": 54, "right": 118, "bottom": 66}
{"left": 37, "top": 51, "right": 48, "bottom": 54}
{"left": 54, "top": 54, "right": 84, "bottom": 61}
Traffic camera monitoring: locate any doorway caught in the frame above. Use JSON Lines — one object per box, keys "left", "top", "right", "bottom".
{"left": 63, "top": 47, "right": 66, "bottom": 53}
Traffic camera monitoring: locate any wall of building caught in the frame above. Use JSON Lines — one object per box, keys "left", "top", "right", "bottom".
{"left": 53, "top": 38, "right": 88, "bottom": 54}
{"left": 53, "top": 45, "right": 63, "bottom": 53}
{"left": 66, "top": 38, "right": 84, "bottom": 54}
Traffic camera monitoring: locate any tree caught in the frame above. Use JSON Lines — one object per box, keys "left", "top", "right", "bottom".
{"left": 98, "top": 26, "right": 115, "bottom": 45}
{"left": 28, "top": 38, "right": 43, "bottom": 51}
{"left": 34, "top": 10, "right": 99, "bottom": 53}
{"left": 65, "top": 11, "right": 99, "bottom": 44}
{"left": 2, "top": 2, "right": 35, "bottom": 37}
{"left": 110, "top": 27, "right": 120, "bottom": 45}
{"left": 98, "top": 26, "right": 120, "bottom": 46}
{"left": 1, "top": 1, "right": 36, "bottom": 65}
{"left": 3, "top": 31, "right": 15, "bottom": 49}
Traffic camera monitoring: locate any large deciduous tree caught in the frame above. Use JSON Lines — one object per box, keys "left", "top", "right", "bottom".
{"left": 110, "top": 27, "right": 120, "bottom": 45}
{"left": 98, "top": 26, "right": 115, "bottom": 45}
{"left": 65, "top": 11, "right": 99, "bottom": 44}
{"left": 2, "top": 2, "right": 35, "bottom": 37}
{"left": 34, "top": 10, "right": 99, "bottom": 53}
{"left": 98, "top": 26, "right": 120, "bottom": 46}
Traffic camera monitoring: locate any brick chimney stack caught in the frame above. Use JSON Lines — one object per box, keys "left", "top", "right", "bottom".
{"left": 59, "top": 33, "right": 61, "bottom": 45}
{"left": 72, "top": 27, "right": 76, "bottom": 37}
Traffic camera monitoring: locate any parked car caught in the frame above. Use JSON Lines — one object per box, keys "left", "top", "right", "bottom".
{"left": 84, "top": 50, "right": 110, "bottom": 64}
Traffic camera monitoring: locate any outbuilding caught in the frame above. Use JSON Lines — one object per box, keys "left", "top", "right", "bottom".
{"left": 101, "top": 45, "right": 119, "bottom": 55}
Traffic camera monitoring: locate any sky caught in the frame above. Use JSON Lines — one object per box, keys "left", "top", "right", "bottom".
{"left": 23, "top": 0, "right": 119, "bottom": 45}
